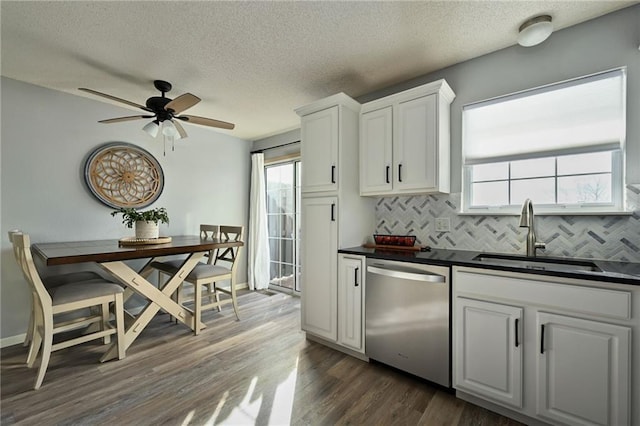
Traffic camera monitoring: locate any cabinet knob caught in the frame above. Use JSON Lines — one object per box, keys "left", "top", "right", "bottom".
{"left": 331, "top": 165, "right": 336, "bottom": 184}
{"left": 354, "top": 267, "right": 359, "bottom": 286}
{"left": 540, "top": 324, "right": 545, "bottom": 354}
{"left": 398, "top": 164, "right": 403, "bottom": 182}
{"left": 331, "top": 203, "right": 336, "bottom": 221}
{"left": 385, "top": 166, "right": 390, "bottom": 184}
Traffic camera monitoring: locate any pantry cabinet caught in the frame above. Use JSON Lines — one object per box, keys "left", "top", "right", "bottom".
{"left": 453, "top": 267, "right": 633, "bottom": 426}
{"left": 300, "top": 106, "right": 339, "bottom": 193}
{"left": 295, "top": 94, "right": 374, "bottom": 355}
{"left": 360, "top": 80, "right": 455, "bottom": 196}
{"left": 300, "top": 196, "right": 338, "bottom": 340}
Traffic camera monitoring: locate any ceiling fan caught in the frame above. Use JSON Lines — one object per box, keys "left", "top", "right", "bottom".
{"left": 79, "top": 80, "right": 235, "bottom": 142}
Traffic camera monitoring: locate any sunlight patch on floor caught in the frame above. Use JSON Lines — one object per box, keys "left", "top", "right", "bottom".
{"left": 213, "top": 377, "right": 263, "bottom": 425}
{"left": 268, "top": 356, "right": 299, "bottom": 425}
{"left": 180, "top": 410, "right": 195, "bottom": 426}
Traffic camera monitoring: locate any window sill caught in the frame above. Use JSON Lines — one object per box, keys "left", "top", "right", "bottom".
{"left": 458, "top": 209, "right": 634, "bottom": 217}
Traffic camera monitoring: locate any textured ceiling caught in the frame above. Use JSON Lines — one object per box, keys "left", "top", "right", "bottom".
{"left": 1, "top": 1, "right": 635, "bottom": 141}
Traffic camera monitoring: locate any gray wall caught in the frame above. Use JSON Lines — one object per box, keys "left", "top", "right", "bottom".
{"left": 1, "top": 77, "right": 251, "bottom": 342}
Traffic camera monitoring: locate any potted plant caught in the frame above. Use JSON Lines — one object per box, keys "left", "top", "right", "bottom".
{"left": 111, "top": 207, "right": 169, "bottom": 239}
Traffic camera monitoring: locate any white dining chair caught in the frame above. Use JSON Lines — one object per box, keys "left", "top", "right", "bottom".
{"left": 151, "top": 225, "right": 243, "bottom": 335}
{"left": 13, "top": 233, "right": 126, "bottom": 390}
{"left": 7, "top": 230, "right": 113, "bottom": 352}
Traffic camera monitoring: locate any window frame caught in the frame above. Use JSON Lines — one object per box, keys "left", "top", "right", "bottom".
{"left": 461, "top": 68, "right": 627, "bottom": 215}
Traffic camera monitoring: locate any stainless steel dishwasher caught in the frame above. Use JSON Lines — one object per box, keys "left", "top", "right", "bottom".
{"left": 365, "top": 258, "right": 450, "bottom": 387}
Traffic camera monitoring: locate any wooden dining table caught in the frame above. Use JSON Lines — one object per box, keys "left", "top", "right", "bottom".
{"left": 31, "top": 235, "right": 243, "bottom": 361}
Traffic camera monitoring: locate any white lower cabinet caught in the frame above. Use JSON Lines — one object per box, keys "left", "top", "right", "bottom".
{"left": 453, "top": 267, "right": 633, "bottom": 426}
{"left": 454, "top": 298, "right": 523, "bottom": 408}
{"left": 337, "top": 254, "right": 365, "bottom": 353}
{"left": 536, "top": 312, "right": 630, "bottom": 426}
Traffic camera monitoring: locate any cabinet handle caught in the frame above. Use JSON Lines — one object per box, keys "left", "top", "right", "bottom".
{"left": 331, "top": 165, "right": 336, "bottom": 184}
{"left": 385, "top": 166, "right": 390, "bottom": 184}
{"left": 540, "top": 324, "right": 545, "bottom": 354}
{"left": 398, "top": 164, "right": 403, "bottom": 182}
{"left": 354, "top": 267, "right": 359, "bottom": 286}
{"left": 331, "top": 203, "right": 336, "bottom": 221}
{"left": 515, "top": 318, "right": 520, "bottom": 348}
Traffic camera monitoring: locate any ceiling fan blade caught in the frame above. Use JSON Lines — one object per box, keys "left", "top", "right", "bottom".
{"left": 177, "top": 115, "right": 235, "bottom": 130}
{"left": 98, "top": 115, "right": 154, "bottom": 123}
{"left": 173, "top": 120, "right": 188, "bottom": 139}
{"left": 165, "top": 93, "right": 201, "bottom": 114}
{"left": 79, "top": 88, "right": 153, "bottom": 112}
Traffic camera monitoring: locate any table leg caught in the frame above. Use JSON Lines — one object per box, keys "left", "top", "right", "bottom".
{"left": 99, "top": 252, "right": 206, "bottom": 361}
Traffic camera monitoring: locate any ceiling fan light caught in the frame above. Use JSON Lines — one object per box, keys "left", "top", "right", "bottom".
{"left": 143, "top": 120, "right": 160, "bottom": 138}
{"left": 161, "top": 120, "right": 181, "bottom": 139}
{"left": 518, "top": 15, "right": 553, "bottom": 47}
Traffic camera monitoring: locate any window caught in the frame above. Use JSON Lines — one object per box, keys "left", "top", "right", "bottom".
{"left": 462, "top": 68, "right": 626, "bottom": 214}
{"left": 265, "top": 160, "right": 301, "bottom": 292}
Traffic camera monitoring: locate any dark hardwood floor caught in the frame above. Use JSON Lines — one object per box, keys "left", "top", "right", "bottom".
{"left": 1, "top": 290, "right": 522, "bottom": 425}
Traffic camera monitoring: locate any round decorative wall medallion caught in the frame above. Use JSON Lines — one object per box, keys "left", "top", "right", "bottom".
{"left": 84, "top": 142, "right": 164, "bottom": 209}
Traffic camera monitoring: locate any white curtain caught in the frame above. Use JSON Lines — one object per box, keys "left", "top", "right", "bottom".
{"left": 248, "top": 153, "right": 270, "bottom": 290}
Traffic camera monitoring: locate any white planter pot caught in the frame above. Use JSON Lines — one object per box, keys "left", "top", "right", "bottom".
{"left": 135, "top": 221, "right": 159, "bottom": 239}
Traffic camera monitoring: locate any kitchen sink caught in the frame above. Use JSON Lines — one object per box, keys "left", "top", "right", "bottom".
{"left": 472, "top": 253, "right": 602, "bottom": 273}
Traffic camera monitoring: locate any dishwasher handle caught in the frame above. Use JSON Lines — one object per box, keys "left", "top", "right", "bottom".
{"left": 367, "top": 265, "right": 446, "bottom": 283}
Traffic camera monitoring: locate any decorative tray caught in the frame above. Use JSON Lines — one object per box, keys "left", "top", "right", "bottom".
{"left": 362, "top": 243, "right": 431, "bottom": 252}
{"left": 119, "top": 236, "right": 172, "bottom": 246}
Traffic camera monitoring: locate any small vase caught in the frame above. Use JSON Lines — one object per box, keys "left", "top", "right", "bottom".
{"left": 135, "top": 221, "right": 159, "bottom": 239}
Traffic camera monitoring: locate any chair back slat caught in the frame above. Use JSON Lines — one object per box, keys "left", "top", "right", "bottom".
{"left": 200, "top": 224, "right": 220, "bottom": 240}
{"left": 215, "top": 226, "right": 244, "bottom": 274}
{"left": 200, "top": 225, "right": 220, "bottom": 264}
{"left": 13, "top": 233, "right": 53, "bottom": 308}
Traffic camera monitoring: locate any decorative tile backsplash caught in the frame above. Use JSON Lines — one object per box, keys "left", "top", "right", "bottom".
{"left": 375, "top": 184, "right": 640, "bottom": 262}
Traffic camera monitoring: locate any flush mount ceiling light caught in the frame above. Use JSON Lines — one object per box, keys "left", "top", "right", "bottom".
{"left": 518, "top": 15, "right": 553, "bottom": 47}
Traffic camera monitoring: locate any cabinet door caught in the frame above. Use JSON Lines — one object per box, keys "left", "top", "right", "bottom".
{"left": 394, "top": 94, "right": 437, "bottom": 192}
{"left": 454, "top": 297, "right": 523, "bottom": 408}
{"left": 300, "top": 196, "right": 338, "bottom": 340}
{"left": 360, "top": 106, "right": 393, "bottom": 195}
{"left": 301, "top": 106, "right": 339, "bottom": 193}
{"left": 338, "top": 255, "right": 364, "bottom": 352}
{"left": 537, "top": 312, "right": 630, "bottom": 426}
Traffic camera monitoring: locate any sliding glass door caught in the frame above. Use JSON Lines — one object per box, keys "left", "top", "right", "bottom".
{"left": 265, "top": 160, "right": 301, "bottom": 293}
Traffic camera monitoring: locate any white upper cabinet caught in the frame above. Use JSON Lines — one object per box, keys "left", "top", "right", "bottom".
{"left": 360, "top": 80, "right": 455, "bottom": 196}
{"left": 360, "top": 106, "right": 393, "bottom": 194}
{"left": 295, "top": 93, "right": 361, "bottom": 195}
{"left": 300, "top": 106, "right": 339, "bottom": 193}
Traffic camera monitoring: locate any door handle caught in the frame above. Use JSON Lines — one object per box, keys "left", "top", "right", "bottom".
{"left": 385, "top": 166, "right": 390, "bottom": 184}
{"left": 515, "top": 318, "right": 520, "bottom": 348}
{"left": 354, "top": 267, "right": 359, "bottom": 286}
{"left": 398, "top": 164, "right": 403, "bottom": 182}
{"left": 331, "top": 165, "right": 336, "bottom": 184}
{"left": 331, "top": 203, "right": 336, "bottom": 221}
{"left": 367, "top": 265, "right": 445, "bottom": 283}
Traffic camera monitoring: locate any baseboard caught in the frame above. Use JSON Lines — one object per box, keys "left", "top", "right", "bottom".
{"left": 456, "top": 390, "right": 551, "bottom": 426}
{"left": 305, "top": 332, "right": 369, "bottom": 362}
{"left": 1, "top": 333, "right": 26, "bottom": 349}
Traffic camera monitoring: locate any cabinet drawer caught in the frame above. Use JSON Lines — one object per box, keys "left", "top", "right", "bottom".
{"left": 454, "top": 268, "right": 631, "bottom": 320}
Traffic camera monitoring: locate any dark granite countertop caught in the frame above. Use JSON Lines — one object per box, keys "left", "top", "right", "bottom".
{"left": 339, "top": 246, "right": 640, "bottom": 286}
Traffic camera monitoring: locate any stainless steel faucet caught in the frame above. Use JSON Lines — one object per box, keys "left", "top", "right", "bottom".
{"left": 519, "top": 198, "right": 546, "bottom": 257}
